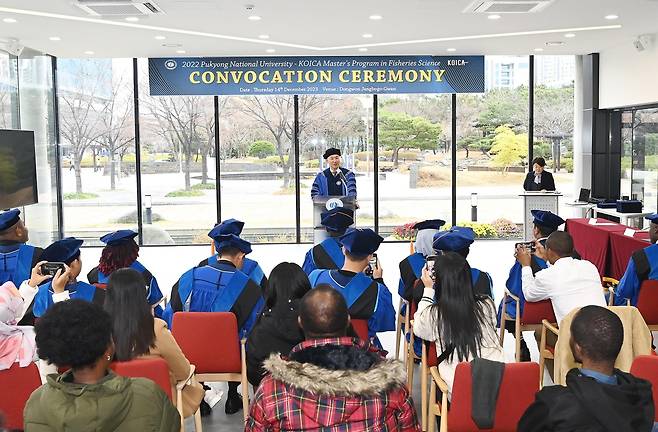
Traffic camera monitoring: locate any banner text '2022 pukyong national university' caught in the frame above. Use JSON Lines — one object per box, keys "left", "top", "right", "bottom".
{"left": 149, "top": 55, "right": 484, "bottom": 96}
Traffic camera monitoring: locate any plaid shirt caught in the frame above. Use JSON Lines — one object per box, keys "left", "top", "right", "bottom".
{"left": 246, "top": 337, "right": 420, "bottom": 432}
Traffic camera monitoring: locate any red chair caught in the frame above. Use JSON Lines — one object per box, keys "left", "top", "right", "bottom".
{"left": 428, "top": 361, "right": 540, "bottom": 432}
{"left": 499, "top": 289, "right": 557, "bottom": 361}
{"left": 172, "top": 312, "right": 249, "bottom": 421}
{"left": 0, "top": 362, "right": 42, "bottom": 430}
{"left": 631, "top": 355, "right": 658, "bottom": 421}
{"left": 351, "top": 318, "right": 370, "bottom": 342}
{"left": 110, "top": 357, "right": 173, "bottom": 400}
{"left": 636, "top": 280, "right": 658, "bottom": 331}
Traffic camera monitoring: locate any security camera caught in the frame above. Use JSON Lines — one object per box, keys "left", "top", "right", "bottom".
{"left": 244, "top": 4, "right": 255, "bottom": 10}
{"left": 634, "top": 34, "right": 655, "bottom": 52}
{"left": 633, "top": 38, "right": 645, "bottom": 52}
{"left": 5, "top": 38, "right": 23, "bottom": 57}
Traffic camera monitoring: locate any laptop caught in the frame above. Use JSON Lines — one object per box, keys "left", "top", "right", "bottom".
{"left": 575, "top": 188, "right": 590, "bottom": 204}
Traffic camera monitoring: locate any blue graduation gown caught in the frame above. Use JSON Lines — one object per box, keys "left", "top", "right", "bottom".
{"left": 33, "top": 280, "right": 105, "bottom": 317}
{"left": 497, "top": 256, "right": 548, "bottom": 324}
{"left": 398, "top": 253, "right": 426, "bottom": 300}
{"left": 308, "top": 269, "right": 395, "bottom": 344}
{"left": 311, "top": 168, "right": 357, "bottom": 198}
{"left": 0, "top": 243, "right": 41, "bottom": 287}
{"left": 164, "top": 261, "right": 264, "bottom": 338}
{"left": 201, "top": 255, "right": 267, "bottom": 293}
{"left": 614, "top": 243, "right": 658, "bottom": 306}
{"left": 302, "top": 237, "right": 345, "bottom": 275}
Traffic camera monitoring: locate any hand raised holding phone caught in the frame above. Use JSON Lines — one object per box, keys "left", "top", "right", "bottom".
{"left": 28, "top": 261, "right": 53, "bottom": 288}
{"left": 51, "top": 264, "right": 72, "bottom": 294}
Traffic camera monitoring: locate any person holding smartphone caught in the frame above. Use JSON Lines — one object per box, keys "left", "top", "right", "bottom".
{"left": 308, "top": 228, "right": 395, "bottom": 348}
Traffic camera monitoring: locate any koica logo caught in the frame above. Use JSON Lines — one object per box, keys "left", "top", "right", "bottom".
{"left": 164, "top": 60, "right": 177, "bottom": 70}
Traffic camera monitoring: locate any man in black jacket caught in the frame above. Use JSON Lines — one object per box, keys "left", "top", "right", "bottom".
{"left": 523, "top": 157, "right": 556, "bottom": 191}
{"left": 518, "top": 305, "right": 655, "bottom": 432}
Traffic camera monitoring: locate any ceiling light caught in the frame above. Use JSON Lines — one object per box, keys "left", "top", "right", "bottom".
{"left": 266, "top": 48, "right": 276, "bottom": 53}
{"left": 362, "top": 33, "right": 373, "bottom": 38}
{"left": 2, "top": 17, "right": 16, "bottom": 23}
{"left": 162, "top": 43, "right": 182, "bottom": 48}
{"left": 564, "top": 33, "right": 576, "bottom": 38}
{"left": 604, "top": 14, "right": 618, "bottom": 20}
{"left": 358, "top": 47, "right": 368, "bottom": 52}
{"left": 84, "top": 51, "right": 94, "bottom": 55}
{"left": 534, "top": 47, "right": 544, "bottom": 52}
{"left": 125, "top": 16, "right": 139, "bottom": 22}
{"left": 545, "top": 41, "right": 564, "bottom": 46}
{"left": 248, "top": 15, "right": 261, "bottom": 21}
{"left": 487, "top": 14, "right": 501, "bottom": 20}
{"left": 154, "top": 35, "right": 166, "bottom": 40}
{"left": 176, "top": 49, "right": 186, "bottom": 54}
{"left": 369, "top": 14, "right": 382, "bottom": 20}
{"left": 446, "top": 48, "right": 456, "bottom": 52}
{"left": 49, "top": 36, "right": 61, "bottom": 41}
{"left": 258, "top": 34, "right": 269, "bottom": 39}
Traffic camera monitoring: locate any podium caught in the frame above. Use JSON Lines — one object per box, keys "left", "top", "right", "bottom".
{"left": 312, "top": 195, "right": 356, "bottom": 244}
{"left": 520, "top": 192, "right": 562, "bottom": 240}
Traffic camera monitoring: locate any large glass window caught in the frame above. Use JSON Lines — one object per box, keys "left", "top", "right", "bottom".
{"left": 456, "top": 56, "right": 529, "bottom": 235}
{"left": 626, "top": 108, "right": 658, "bottom": 213}
{"left": 0, "top": 51, "right": 19, "bottom": 129}
{"left": 57, "top": 58, "right": 137, "bottom": 245}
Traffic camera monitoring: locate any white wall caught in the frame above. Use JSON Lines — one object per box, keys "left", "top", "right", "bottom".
{"left": 599, "top": 37, "right": 658, "bottom": 109}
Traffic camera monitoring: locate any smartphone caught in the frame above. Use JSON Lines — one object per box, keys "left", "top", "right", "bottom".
{"left": 41, "top": 262, "right": 66, "bottom": 277}
{"left": 369, "top": 253, "right": 378, "bottom": 269}
{"left": 426, "top": 255, "right": 437, "bottom": 280}
{"left": 515, "top": 241, "right": 536, "bottom": 253}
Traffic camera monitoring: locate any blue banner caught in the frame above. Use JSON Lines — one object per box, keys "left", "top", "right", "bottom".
{"left": 148, "top": 55, "right": 484, "bottom": 96}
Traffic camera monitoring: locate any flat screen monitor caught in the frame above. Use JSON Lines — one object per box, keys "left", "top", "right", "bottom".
{"left": 0, "top": 129, "right": 38, "bottom": 209}
{"left": 578, "top": 188, "right": 590, "bottom": 203}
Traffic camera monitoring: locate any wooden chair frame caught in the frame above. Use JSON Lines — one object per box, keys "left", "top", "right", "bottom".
{"left": 538, "top": 319, "right": 559, "bottom": 388}
{"left": 395, "top": 298, "right": 410, "bottom": 362}
{"left": 407, "top": 321, "right": 431, "bottom": 431}
{"left": 498, "top": 289, "right": 551, "bottom": 362}
{"left": 428, "top": 366, "right": 449, "bottom": 432}
{"left": 176, "top": 365, "right": 203, "bottom": 432}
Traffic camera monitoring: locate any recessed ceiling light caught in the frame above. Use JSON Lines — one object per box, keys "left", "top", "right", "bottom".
{"left": 446, "top": 48, "right": 456, "bottom": 52}
{"left": 369, "top": 15, "right": 383, "bottom": 20}
{"left": 84, "top": 51, "right": 94, "bottom": 55}
{"left": 564, "top": 33, "right": 576, "bottom": 38}
{"left": 49, "top": 36, "right": 61, "bottom": 41}
{"left": 248, "top": 15, "right": 261, "bottom": 21}
{"left": 266, "top": 48, "right": 276, "bottom": 53}
{"left": 2, "top": 18, "right": 17, "bottom": 23}
{"left": 604, "top": 14, "right": 619, "bottom": 20}
{"left": 125, "top": 16, "right": 140, "bottom": 22}
{"left": 258, "top": 34, "right": 269, "bottom": 39}
{"left": 176, "top": 49, "right": 186, "bottom": 54}
{"left": 358, "top": 47, "right": 368, "bottom": 52}
{"left": 362, "top": 33, "right": 373, "bottom": 38}
{"left": 534, "top": 47, "right": 544, "bottom": 52}
{"left": 162, "top": 43, "right": 182, "bottom": 48}
{"left": 487, "top": 14, "right": 501, "bottom": 20}
{"left": 545, "top": 41, "right": 564, "bottom": 46}
{"left": 154, "top": 35, "right": 166, "bottom": 40}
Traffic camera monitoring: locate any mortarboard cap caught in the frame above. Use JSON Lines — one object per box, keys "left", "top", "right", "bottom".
{"left": 41, "top": 237, "right": 84, "bottom": 264}
{"left": 209, "top": 218, "right": 245, "bottom": 239}
{"left": 214, "top": 234, "right": 252, "bottom": 255}
{"left": 320, "top": 208, "right": 354, "bottom": 233}
{"left": 531, "top": 210, "right": 565, "bottom": 230}
{"left": 432, "top": 226, "right": 475, "bottom": 252}
{"left": 413, "top": 219, "right": 446, "bottom": 231}
{"left": 100, "top": 229, "right": 138, "bottom": 246}
{"left": 339, "top": 228, "right": 383, "bottom": 256}
{"left": 645, "top": 213, "right": 658, "bottom": 224}
{"left": 0, "top": 209, "right": 20, "bottom": 232}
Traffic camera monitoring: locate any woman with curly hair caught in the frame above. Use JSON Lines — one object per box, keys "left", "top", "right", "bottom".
{"left": 87, "top": 230, "right": 164, "bottom": 317}
{"left": 24, "top": 299, "right": 180, "bottom": 431}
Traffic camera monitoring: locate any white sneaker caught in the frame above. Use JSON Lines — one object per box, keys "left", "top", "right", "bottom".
{"left": 204, "top": 389, "right": 224, "bottom": 408}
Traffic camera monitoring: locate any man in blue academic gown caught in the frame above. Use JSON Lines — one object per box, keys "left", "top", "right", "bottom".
{"left": 311, "top": 147, "right": 357, "bottom": 198}
{"left": 398, "top": 219, "right": 445, "bottom": 302}
{"left": 302, "top": 207, "right": 354, "bottom": 275}
{"left": 198, "top": 219, "right": 268, "bottom": 294}
{"left": 497, "top": 209, "right": 565, "bottom": 361}
{"left": 33, "top": 237, "right": 105, "bottom": 318}
{"left": 164, "top": 232, "right": 264, "bottom": 415}
{"left": 614, "top": 213, "right": 658, "bottom": 306}
{"left": 308, "top": 228, "right": 395, "bottom": 347}
{"left": 432, "top": 226, "right": 494, "bottom": 299}
{"left": 87, "top": 229, "right": 164, "bottom": 317}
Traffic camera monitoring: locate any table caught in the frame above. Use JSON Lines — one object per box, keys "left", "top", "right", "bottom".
{"left": 566, "top": 218, "right": 627, "bottom": 277}
{"left": 592, "top": 207, "right": 653, "bottom": 228}
{"left": 609, "top": 231, "right": 651, "bottom": 280}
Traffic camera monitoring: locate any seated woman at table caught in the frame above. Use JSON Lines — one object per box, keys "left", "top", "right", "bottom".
{"left": 614, "top": 213, "right": 658, "bottom": 306}
{"left": 523, "top": 157, "right": 556, "bottom": 191}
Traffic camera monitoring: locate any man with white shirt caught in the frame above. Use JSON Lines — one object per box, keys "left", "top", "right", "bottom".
{"left": 517, "top": 231, "right": 606, "bottom": 325}
{"left": 311, "top": 148, "right": 357, "bottom": 198}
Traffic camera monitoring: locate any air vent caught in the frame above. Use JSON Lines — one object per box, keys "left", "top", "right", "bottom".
{"left": 464, "top": 1, "right": 554, "bottom": 14}
{"left": 74, "top": 0, "right": 163, "bottom": 16}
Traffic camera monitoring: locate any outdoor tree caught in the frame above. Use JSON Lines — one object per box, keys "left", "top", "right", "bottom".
{"left": 489, "top": 125, "right": 527, "bottom": 173}
{"left": 248, "top": 140, "right": 276, "bottom": 159}
{"left": 378, "top": 110, "right": 442, "bottom": 167}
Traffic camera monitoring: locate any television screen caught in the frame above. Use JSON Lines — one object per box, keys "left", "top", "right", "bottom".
{"left": 0, "top": 129, "right": 38, "bottom": 209}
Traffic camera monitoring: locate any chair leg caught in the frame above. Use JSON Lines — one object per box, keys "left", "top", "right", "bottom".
{"left": 407, "top": 333, "right": 415, "bottom": 391}
{"left": 499, "top": 317, "right": 506, "bottom": 346}
{"left": 428, "top": 378, "right": 436, "bottom": 432}
{"left": 241, "top": 343, "right": 250, "bottom": 422}
{"left": 193, "top": 408, "right": 203, "bottom": 432}
{"left": 515, "top": 318, "right": 522, "bottom": 362}
{"left": 421, "top": 344, "right": 428, "bottom": 431}
{"left": 538, "top": 325, "right": 546, "bottom": 388}
{"left": 177, "top": 388, "right": 185, "bottom": 432}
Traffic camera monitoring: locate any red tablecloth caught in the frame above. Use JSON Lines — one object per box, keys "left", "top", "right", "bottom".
{"left": 609, "top": 231, "right": 651, "bottom": 280}
{"left": 566, "top": 218, "right": 627, "bottom": 277}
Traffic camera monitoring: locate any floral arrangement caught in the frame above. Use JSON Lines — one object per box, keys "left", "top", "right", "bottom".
{"left": 490, "top": 218, "right": 522, "bottom": 238}
{"left": 392, "top": 222, "right": 418, "bottom": 241}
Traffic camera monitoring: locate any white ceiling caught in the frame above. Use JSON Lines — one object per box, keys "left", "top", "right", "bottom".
{"left": 0, "top": 0, "right": 656, "bottom": 58}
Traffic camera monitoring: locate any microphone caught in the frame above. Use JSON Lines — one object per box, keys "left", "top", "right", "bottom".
{"left": 338, "top": 170, "right": 349, "bottom": 195}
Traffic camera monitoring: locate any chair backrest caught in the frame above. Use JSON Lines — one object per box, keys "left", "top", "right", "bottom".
{"left": 110, "top": 357, "right": 172, "bottom": 400}
{"left": 630, "top": 355, "right": 658, "bottom": 421}
{"left": 426, "top": 341, "right": 438, "bottom": 368}
{"left": 449, "top": 362, "right": 540, "bottom": 432}
{"left": 172, "top": 312, "right": 241, "bottom": 374}
{"left": 351, "top": 319, "right": 369, "bottom": 341}
{"left": 521, "top": 299, "right": 556, "bottom": 325}
{"left": 92, "top": 282, "right": 108, "bottom": 290}
{"left": 0, "top": 362, "right": 43, "bottom": 429}
{"left": 637, "top": 280, "right": 658, "bottom": 325}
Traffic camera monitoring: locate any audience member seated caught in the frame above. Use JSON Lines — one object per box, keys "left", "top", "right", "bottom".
{"left": 87, "top": 229, "right": 164, "bottom": 318}
{"left": 24, "top": 299, "right": 180, "bottom": 431}
{"left": 164, "top": 232, "right": 264, "bottom": 415}
{"left": 614, "top": 213, "right": 658, "bottom": 306}
{"left": 0, "top": 209, "right": 44, "bottom": 325}
{"left": 0, "top": 281, "right": 37, "bottom": 370}
{"left": 498, "top": 209, "right": 564, "bottom": 362}
{"left": 32, "top": 238, "right": 105, "bottom": 318}
{"left": 432, "top": 226, "right": 493, "bottom": 299}
{"left": 198, "top": 219, "right": 268, "bottom": 293}
{"left": 517, "top": 231, "right": 606, "bottom": 325}
{"left": 518, "top": 305, "right": 655, "bottom": 432}
{"left": 302, "top": 208, "right": 354, "bottom": 275}
{"left": 398, "top": 219, "right": 445, "bottom": 302}
{"left": 246, "top": 285, "right": 420, "bottom": 432}
{"left": 308, "top": 228, "right": 395, "bottom": 347}
{"left": 413, "top": 252, "right": 504, "bottom": 396}
{"left": 104, "top": 268, "right": 204, "bottom": 419}
{"left": 246, "top": 262, "right": 310, "bottom": 387}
